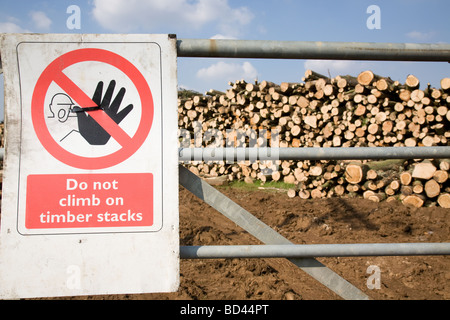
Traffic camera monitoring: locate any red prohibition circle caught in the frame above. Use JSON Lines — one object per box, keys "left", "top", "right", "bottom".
{"left": 31, "top": 48, "right": 154, "bottom": 170}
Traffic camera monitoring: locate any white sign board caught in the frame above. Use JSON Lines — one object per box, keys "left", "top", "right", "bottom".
{"left": 0, "top": 34, "right": 179, "bottom": 298}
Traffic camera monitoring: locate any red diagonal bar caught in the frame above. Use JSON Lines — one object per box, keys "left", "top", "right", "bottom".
{"left": 53, "top": 71, "right": 132, "bottom": 146}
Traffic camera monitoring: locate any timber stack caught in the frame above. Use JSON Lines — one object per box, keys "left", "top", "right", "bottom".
{"left": 178, "top": 70, "right": 450, "bottom": 208}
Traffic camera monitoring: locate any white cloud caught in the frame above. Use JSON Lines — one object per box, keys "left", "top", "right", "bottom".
{"left": 304, "top": 60, "right": 370, "bottom": 78}
{"left": 210, "top": 34, "right": 237, "bottom": 40}
{"left": 0, "top": 12, "right": 51, "bottom": 33}
{"left": 92, "top": 0, "right": 253, "bottom": 37}
{"left": 196, "top": 61, "right": 258, "bottom": 82}
{"left": 406, "top": 31, "right": 436, "bottom": 41}
{"left": 0, "top": 21, "right": 29, "bottom": 33}
{"left": 30, "top": 11, "right": 52, "bottom": 30}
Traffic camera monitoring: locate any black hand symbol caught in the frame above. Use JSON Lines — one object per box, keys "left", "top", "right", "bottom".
{"left": 74, "top": 80, "right": 133, "bottom": 145}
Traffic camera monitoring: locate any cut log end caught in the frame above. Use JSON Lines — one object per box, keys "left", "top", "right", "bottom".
{"left": 402, "top": 195, "right": 425, "bottom": 208}
{"left": 344, "top": 163, "right": 367, "bottom": 184}
{"left": 437, "top": 193, "right": 450, "bottom": 208}
{"left": 405, "top": 74, "right": 420, "bottom": 89}
{"left": 357, "top": 70, "right": 377, "bottom": 86}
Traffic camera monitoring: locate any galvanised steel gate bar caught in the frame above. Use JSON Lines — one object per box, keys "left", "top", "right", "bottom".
{"left": 180, "top": 243, "right": 450, "bottom": 259}
{"left": 177, "top": 39, "right": 450, "bottom": 62}
{"left": 179, "top": 146, "right": 450, "bottom": 162}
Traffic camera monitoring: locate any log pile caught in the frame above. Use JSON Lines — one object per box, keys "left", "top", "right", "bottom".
{"left": 177, "top": 70, "right": 450, "bottom": 208}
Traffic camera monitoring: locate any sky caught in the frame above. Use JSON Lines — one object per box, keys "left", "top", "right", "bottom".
{"left": 0, "top": 0, "right": 449, "bottom": 121}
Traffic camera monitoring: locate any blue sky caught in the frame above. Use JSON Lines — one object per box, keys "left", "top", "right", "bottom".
{"left": 1, "top": 0, "right": 449, "bottom": 121}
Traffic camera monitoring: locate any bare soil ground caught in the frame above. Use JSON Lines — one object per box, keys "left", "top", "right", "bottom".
{"left": 73, "top": 184, "right": 449, "bottom": 300}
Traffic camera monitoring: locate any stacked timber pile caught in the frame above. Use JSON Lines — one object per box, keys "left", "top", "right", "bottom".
{"left": 178, "top": 70, "right": 450, "bottom": 207}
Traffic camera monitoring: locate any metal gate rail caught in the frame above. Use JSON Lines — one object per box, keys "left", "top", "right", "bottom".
{"left": 3, "top": 146, "right": 450, "bottom": 161}
{"left": 179, "top": 146, "right": 450, "bottom": 161}
{"left": 180, "top": 243, "right": 450, "bottom": 259}
{"left": 177, "top": 39, "right": 450, "bottom": 61}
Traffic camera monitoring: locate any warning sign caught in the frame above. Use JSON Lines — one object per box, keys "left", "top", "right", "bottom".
{"left": 0, "top": 34, "right": 179, "bottom": 299}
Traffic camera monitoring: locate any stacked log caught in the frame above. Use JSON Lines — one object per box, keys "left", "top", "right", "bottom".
{"left": 177, "top": 70, "right": 450, "bottom": 208}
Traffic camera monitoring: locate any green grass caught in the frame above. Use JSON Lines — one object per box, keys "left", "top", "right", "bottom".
{"left": 219, "top": 180, "right": 295, "bottom": 192}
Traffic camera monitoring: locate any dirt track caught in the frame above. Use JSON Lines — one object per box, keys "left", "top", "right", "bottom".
{"left": 90, "top": 184, "right": 449, "bottom": 300}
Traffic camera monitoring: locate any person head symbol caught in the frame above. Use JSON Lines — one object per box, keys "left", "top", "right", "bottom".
{"left": 48, "top": 93, "right": 76, "bottom": 123}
